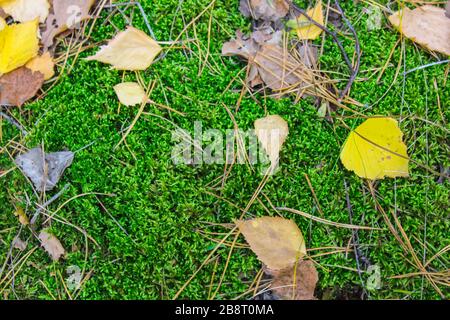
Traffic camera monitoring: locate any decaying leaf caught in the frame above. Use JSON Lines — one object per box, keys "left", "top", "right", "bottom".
{"left": 13, "top": 206, "right": 29, "bottom": 225}
{"left": 0, "top": 67, "right": 44, "bottom": 106}
{"left": 235, "top": 216, "right": 306, "bottom": 270}
{"left": 114, "top": 82, "right": 148, "bottom": 106}
{"left": 255, "top": 115, "right": 289, "bottom": 168}
{"left": 0, "top": 19, "right": 39, "bottom": 74}
{"left": 38, "top": 230, "right": 65, "bottom": 261}
{"left": 0, "top": 0, "right": 49, "bottom": 23}
{"left": 340, "top": 117, "right": 409, "bottom": 180}
{"left": 41, "top": 0, "right": 95, "bottom": 49}
{"left": 12, "top": 236, "right": 27, "bottom": 251}
{"left": 86, "top": 26, "right": 162, "bottom": 70}
{"left": 15, "top": 147, "right": 74, "bottom": 192}
{"left": 239, "top": 0, "right": 289, "bottom": 21}
{"left": 388, "top": 5, "right": 450, "bottom": 56}
{"left": 25, "top": 52, "right": 55, "bottom": 80}
{"left": 267, "top": 260, "right": 318, "bottom": 300}
{"left": 287, "top": 0, "right": 324, "bottom": 40}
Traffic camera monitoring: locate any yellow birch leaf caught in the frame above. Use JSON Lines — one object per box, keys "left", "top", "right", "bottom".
{"left": 0, "top": 19, "right": 39, "bottom": 74}
{"left": 235, "top": 216, "right": 307, "bottom": 270}
{"left": 340, "top": 117, "right": 409, "bottom": 180}
{"left": 86, "top": 26, "right": 162, "bottom": 70}
{"left": 114, "top": 82, "right": 148, "bottom": 106}
{"left": 26, "top": 52, "right": 55, "bottom": 80}
{"left": 1, "top": 0, "right": 49, "bottom": 23}
{"left": 287, "top": 0, "right": 323, "bottom": 40}
{"left": 388, "top": 5, "right": 450, "bottom": 56}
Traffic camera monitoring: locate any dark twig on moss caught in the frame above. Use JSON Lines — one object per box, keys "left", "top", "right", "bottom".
{"left": 0, "top": 108, "right": 28, "bottom": 136}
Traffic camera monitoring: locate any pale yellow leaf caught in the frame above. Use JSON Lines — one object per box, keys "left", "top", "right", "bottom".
{"left": 26, "top": 52, "right": 55, "bottom": 80}
{"left": 0, "top": 19, "right": 39, "bottom": 74}
{"left": 13, "top": 206, "right": 29, "bottom": 225}
{"left": 0, "top": 17, "right": 5, "bottom": 31}
{"left": 86, "top": 26, "right": 162, "bottom": 70}
{"left": 388, "top": 5, "right": 450, "bottom": 56}
{"left": 1, "top": 0, "right": 49, "bottom": 23}
{"left": 287, "top": 0, "right": 323, "bottom": 40}
{"left": 114, "top": 82, "right": 148, "bottom": 106}
{"left": 38, "top": 230, "right": 65, "bottom": 261}
{"left": 236, "top": 216, "right": 306, "bottom": 270}
{"left": 340, "top": 117, "right": 409, "bottom": 180}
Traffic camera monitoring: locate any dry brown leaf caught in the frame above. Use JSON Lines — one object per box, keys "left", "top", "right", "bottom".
{"left": 0, "top": 67, "right": 44, "bottom": 106}
{"left": 1, "top": 0, "right": 49, "bottom": 23}
{"left": 12, "top": 236, "right": 27, "bottom": 251}
{"left": 86, "top": 26, "right": 162, "bottom": 70}
{"left": 235, "top": 216, "right": 306, "bottom": 270}
{"left": 26, "top": 52, "right": 55, "bottom": 80}
{"left": 446, "top": 0, "right": 450, "bottom": 18}
{"left": 239, "top": 0, "right": 289, "bottom": 21}
{"left": 266, "top": 260, "right": 318, "bottom": 300}
{"left": 38, "top": 230, "right": 65, "bottom": 261}
{"left": 41, "top": 0, "right": 95, "bottom": 49}
{"left": 388, "top": 5, "right": 450, "bottom": 56}
{"left": 254, "top": 115, "right": 289, "bottom": 168}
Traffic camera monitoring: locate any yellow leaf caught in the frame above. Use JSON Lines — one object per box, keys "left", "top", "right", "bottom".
{"left": 13, "top": 206, "right": 29, "bottom": 225}
{"left": 340, "top": 117, "right": 409, "bottom": 180}
{"left": 288, "top": 0, "right": 323, "bottom": 40}
{"left": 235, "top": 216, "right": 307, "bottom": 270}
{"left": 255, "top": 114, "right": 289, "bottom": 168}
{"left": 26, "top": 52, "right": 55, "bottom": 80}
{"left": 0, "top": 17, "right": 5, "bottom": 31}
{"left": 86, "top": 26, "right": 162, "bottom": 70}
{"left": 0, "top": 19, "right": 39, "bottom": 74}
{"left": 388, "top": 5, "right": 450, "bottom": 56}
{"left": 1, "top": 0, "right": 49, "bottom": 23}
{"left": 114, "top": 82, "right": 148, "bottom": 106}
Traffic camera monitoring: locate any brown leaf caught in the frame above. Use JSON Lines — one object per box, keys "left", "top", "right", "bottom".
{"left": 12, "top": 236, "right": 27, "bottom": 251}
{"left": 388, "top": 5, "right": 450, "bottom": 56}
{"left": 41, "top": 0, "right": 95, "bottom": 49}
{"left": 38, "top": 230, "right": 66, "bottom": 261}
{"left": 239, "top": 0, "right": 289, "bottom": 21}
{"left": 0, "top": 67, "right": 44, "bottom": 106}
{"left": 446, "top": 0, "right": 450, "bottom": 18}
{"left": 236, "top": 216, "right": 306, "bottom": 270}
{"left": 267, "top": 260, "right": 318, "bottom": 300}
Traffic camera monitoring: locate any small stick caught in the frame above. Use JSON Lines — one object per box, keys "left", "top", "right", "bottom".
{"left": 0, "top": 111, "right": 28, "bottom": 136}
{"left": 31, "top": 183, "right": 70, "bottom": 225}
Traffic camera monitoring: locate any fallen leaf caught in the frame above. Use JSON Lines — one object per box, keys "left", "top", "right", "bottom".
{"left": 446, "top": 0, "right": 450, "bottom": 18}
{"left": 267, "top": 260, "right": 318, "bottom": 300}
{"left": 86, "top": 26, "right": 162, "bottom": 70}
{"left": 0, "top": 0, "right": 49, "bottom": 23}
{"left": 340, "top": 117, "right": 409, "bottom": 180}
{"left": 25, "top": 52, "right": 55, "bottom": 80}
{"left": 0, "top": 67, "right": 44, "bottom": 106}
{"left": 287, "top": 0, "right": 324, "bottom": 40}
{"left": 388, "top": 5, "right": 450, "bottom": 56}
{"left": 239, "top": 0, "right": 289, "bottom": 21}
{"left": 38, "top": 230, "right": 65, "bottom": 261}
{"left": 0, "top": 19, "right": 39, "bottom": 74}
{"left": 13, "top": 206, "right": 29, "bottom": 225}
{"left": 114, "top": 82, "right": 148, "bottom": 106}
{"left": 12, "top": 236, "right": 27, "bottom": 251}
{"left": 41, "top": 0, "right": 95, "bottom": 49}
{"left": 0, "top": 16, "right": 5, "bottom": 30}
{"left": 235, "top": 216, "right": 306, "bottom": 270}
{"left": 15, "top": 147, "right": 74, "bottom": 191}
{"left": 254, "top": 115, "right": 289, "bottom": 168}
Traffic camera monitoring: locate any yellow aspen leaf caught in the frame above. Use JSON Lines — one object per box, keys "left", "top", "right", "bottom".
{"left": 340, "top": 117, "right": 409, "bottom": 180}
{"left": 287, "top": 0, "right": 323, "bottom": 40}
{"left": 235, "top": 216, "right": 307, "bottom": 270}
{"left": 388, "top": 5, "right": 450, "bottom": 56}
{"left": 114, "top": 82, "right": 148, "bottom": 106}
{"left": 0, "top": 19, "right": 39, "bottom": 74}
{"left": 86, "top": 26, "right": 162, "bottom": 70}
{"left": 26, "top": 52, "right": 55, "bottom": 80}
{"left": 1, "top": 0, "right": 49, "bottom": 23}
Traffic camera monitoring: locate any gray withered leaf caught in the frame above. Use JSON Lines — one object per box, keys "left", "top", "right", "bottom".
{"left": 15, "top": 147, "right": 74, "bottom": 192}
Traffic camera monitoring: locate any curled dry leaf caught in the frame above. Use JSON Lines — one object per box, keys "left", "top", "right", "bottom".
{"left": 15, "top": 147, "right": 74, "bottom": 192}
{"left": 239, "top": 0, "right": 289, "bottom": 21}
{"left": 0, "top": 67, "right": 44, "bottom": 106}
{"left": 0, "top": 0, "right": 50, "bottom": 23}
{"left": 235, "top": 216, "right": 306, "bottom": 270}
{"left": 25, "top": 52, "right": 55, "bottom": 80}
{"left": 267, "top": 260, "right": 318, "bottom": 300}
{"left": 38, "top": 230, "right": 65, "bottom": 261}
{"left": 114, "top": 82, "right": 148, "bottom": 106}
{"left": 287, "top": 0, "right": 324, "bottom": 40}
{"left": 340, "top": 117, "right": 409, "bottom": 180}
{"left": 86, "top": 26, "right": 162, "bottom": 71}
{"left": 41, "top": 0, "right": 95, "bottom": 49}
{"left": 388, "top": 5, "right": 450, "bottom": 56}
{"left": 254, "top": 115, "right": 289, "bottom": 168}
{"left": 0, "top": 19, "right": 39, "bottom": 74}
